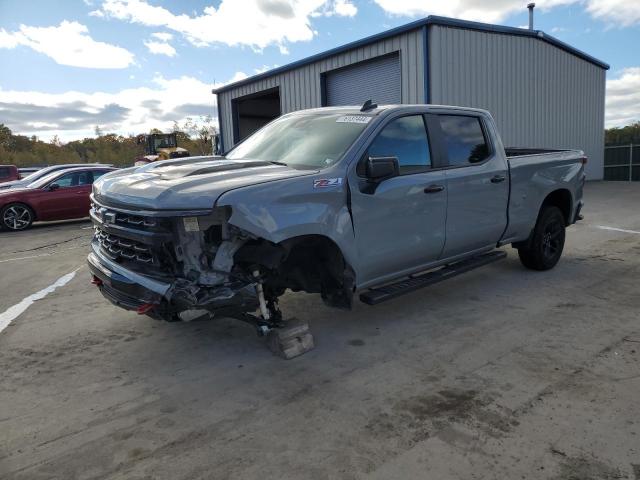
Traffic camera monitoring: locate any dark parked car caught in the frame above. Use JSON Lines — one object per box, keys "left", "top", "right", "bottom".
{"left": 0, "top": 165, "right": 20, "bottom": 184}
{"left": 0, "top": 166, "right": 116, "bottom": 231}
{"left": 0, "top": 163, "right": 113, "bottom": 190}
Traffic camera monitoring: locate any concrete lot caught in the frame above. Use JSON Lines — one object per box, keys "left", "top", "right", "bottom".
{"left": 1, "top": 181, "right": 639, "bottom": 480}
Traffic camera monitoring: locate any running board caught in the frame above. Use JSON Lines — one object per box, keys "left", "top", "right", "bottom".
{"left": 359, "top": 250, "right": 507, "bottom": 306}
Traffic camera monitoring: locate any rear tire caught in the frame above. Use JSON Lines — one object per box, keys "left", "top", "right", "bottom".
{"left": 517, "top": 206, "right": 566, "bottom": 271}
{"left": 1, "top": 203, "right": 34, "bottom": 231}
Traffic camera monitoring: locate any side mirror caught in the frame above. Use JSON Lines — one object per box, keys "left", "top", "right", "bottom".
{"left": 366, "top": 156, "right": 399, "bottom": 180}
{"left": 47, "top": 183, "right": 60, "bottom": 191}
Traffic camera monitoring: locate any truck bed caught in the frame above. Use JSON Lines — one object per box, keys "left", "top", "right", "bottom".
{"left": 504, "top": 147, "right": 571, "bottom": 157}
{"left": 501, "top": 148, "right": 585, "bottom": 244}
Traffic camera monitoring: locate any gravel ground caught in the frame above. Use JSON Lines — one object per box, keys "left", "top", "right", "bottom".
{"left": 0, "top": 181, "right": 638, "bottom": 480}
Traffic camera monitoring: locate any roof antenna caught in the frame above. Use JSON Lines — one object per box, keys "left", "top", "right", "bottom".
{"left": 360, "top": 99, "right": 377, "bottom": 112}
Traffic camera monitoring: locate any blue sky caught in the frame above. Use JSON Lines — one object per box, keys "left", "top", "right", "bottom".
{"left": 1, "top": 0, "right": 639, "bottom": 141}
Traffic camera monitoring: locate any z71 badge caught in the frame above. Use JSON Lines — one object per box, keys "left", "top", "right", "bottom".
{"left": 314, "top": 178, "right": 343, "bottom": 189}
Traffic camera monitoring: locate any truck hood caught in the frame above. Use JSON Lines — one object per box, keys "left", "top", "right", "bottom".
{"left": 93, "top": 157, "right": 316, "bottom": 211}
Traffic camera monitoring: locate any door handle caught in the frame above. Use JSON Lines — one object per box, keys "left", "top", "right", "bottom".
{"left": 491, "top": 175, "right": 506, "bottom": 183}
{"left": 424, "top": 184, "right": 445, "bottom": 194}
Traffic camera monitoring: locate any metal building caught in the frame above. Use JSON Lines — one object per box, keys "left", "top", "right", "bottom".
{"left": 213, "top": 15, "right": 608, "bottom": 179}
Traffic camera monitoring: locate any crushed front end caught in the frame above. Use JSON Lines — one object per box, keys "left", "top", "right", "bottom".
{"left": 87, "top": 197, "right": 277, "bottom": 330}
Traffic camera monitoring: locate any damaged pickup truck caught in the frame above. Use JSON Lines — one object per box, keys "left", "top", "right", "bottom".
{"left": 88, "top": 104, "right": 585, "bottom": 355}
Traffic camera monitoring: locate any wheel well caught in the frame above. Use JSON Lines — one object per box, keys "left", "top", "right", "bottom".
{"left": 234, "top": 234, "right": 354, "bottom": 308}
{"left": 541, "top": 189, "right": 572, "bottom": 225}
{"left": 2, "top": 202, "right": 36, "bottom": 221}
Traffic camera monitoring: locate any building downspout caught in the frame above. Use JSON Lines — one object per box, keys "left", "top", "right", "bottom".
{"left": 422, "top": 25, "right": 430, "bottom": 104}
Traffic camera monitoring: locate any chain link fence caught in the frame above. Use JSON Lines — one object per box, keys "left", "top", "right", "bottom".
{"left": 604, "top": 144, "right": 640, "bottom": 181}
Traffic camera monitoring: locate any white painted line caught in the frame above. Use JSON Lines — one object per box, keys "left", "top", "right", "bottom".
{"left": 0, "top": 269, "right": 79, "bottom": 333}
{"left": 595, "top": 225, "right": 640, "bottom": 235}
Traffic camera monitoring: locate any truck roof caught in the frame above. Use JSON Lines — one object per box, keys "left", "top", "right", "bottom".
{"left": 287, "top": 104, "right": 491, "bottom": 117}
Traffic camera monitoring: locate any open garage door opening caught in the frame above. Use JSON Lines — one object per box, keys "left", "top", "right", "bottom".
{"left": 232, "top": 87, "right": 281, "bottom": 143}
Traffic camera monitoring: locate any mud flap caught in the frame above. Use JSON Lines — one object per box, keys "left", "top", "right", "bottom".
{"left": 266, "top": 318, "right": 314, "bottom": 359}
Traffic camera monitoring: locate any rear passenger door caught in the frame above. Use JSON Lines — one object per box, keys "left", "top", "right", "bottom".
{"left": 350, "top": 113, "right": 448, "bottom": 286}
{"left": 435, "top": 114, "right": 509, "bottom": 258}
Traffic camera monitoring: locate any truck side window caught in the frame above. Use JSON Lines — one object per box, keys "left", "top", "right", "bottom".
{"left": 368, "top": 115, "right": 431, "bottom": 174}
{"left": 0, "top": 167, "right": 9, "bottom": 179}
{"left": 438, "top": 115, "right": 490, "bottom": 166}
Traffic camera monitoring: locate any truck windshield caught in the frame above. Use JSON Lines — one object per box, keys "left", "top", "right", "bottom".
{"left": 226, "top": 113, "right": 371, "bottom": 169}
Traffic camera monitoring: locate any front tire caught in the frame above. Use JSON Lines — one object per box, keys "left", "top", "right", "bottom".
{"left": 517, "top": 206, "right": 566, "bottom": 271}
{"left": 1, "top": 203, "right": 34, "bottom": 231}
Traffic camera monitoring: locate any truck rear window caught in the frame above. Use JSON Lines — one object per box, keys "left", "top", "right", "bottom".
{"left": 0, "top": 167, "right": 10, "bottom": 179}
{"left": 438, "top": 115, "right": 490, "bottom": 166}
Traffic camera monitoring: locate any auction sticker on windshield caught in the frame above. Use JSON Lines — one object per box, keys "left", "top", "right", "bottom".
{"left": 336, "top": 115, "right": 372, "bottom": 124}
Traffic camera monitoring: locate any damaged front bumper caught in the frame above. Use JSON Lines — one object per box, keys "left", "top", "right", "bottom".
{"left": 87, "top": 198, "right": 260, "bottom": 319}
{"left": 88, "top": 241, "right": 259, "bottom": 317}
{"left": 87, "top": 242, "right": 168, "bottom": 311}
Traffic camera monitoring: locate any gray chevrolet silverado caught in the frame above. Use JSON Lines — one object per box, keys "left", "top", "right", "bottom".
{"left": 88, "top": 104, "right": 585, "bottom": 352}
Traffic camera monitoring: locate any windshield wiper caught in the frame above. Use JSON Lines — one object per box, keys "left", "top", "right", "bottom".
{"left": 268, "top": 161, "right": 288, "bottom": 166}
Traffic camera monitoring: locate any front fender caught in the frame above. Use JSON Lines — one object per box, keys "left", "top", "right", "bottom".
{"left": 215, "top": 173, "right": 358, "bottom": 271}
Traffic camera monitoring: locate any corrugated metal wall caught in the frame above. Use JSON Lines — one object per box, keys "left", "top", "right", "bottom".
{"left": 217, "top": 29, "right": 424, "bottom": 150}
{"left": 428, "top": 26, "right": 606, "bottom": 179}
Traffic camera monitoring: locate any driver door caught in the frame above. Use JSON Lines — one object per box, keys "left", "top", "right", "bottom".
{"left": 349, "top": 114, "right": 448, "bottom": 287}
{"left": 38, "top": 171, "right": 86, "bottom": 220}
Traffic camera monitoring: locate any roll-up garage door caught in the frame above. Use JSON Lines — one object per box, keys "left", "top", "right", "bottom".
{"left": 326, "top": 53, "right": 401, "bottom": 107}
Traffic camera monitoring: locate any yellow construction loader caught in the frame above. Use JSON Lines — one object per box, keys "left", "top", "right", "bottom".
{"left": 134, "top": 133, "right": 191, "bottom": 166}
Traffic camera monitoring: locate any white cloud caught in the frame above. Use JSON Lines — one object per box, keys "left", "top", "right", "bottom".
{"left": 92, "top": 0, "right": 357, "bottom": 52}
{"left": 0, "top": 73, "right": 248, "bottom": 141}
{"left": 0, "top": 29, "right": 20, "bottom": 48}
{"left": 372, "top": 0, "right": 523, "bottom": 23}
{"left": 313, "top": 0, "right": 357, "bottom": 17}
{"left": 151, "top": 32, "right": 173, "bottom": 41}
{"left": 586, "top": 0, "right": 640, "bottom": 27}
{"left": 606, "top": 67, "right": 640, "bottom": 128}
{"left": 332, "top": 0, "right": 357, "bottom": 17}
{"left": 144, "top": 39, "right": 176, "bottom": 56}
{"left": 0, "top": 21, "right": 133, "bottom": 69}
{"left": 254, "top": 64, "right": 280, "bottom": 74}
{"left": 373, "top": 0, "right": 640, "bottom": 26}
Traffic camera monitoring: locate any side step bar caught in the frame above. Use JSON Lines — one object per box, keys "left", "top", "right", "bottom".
{"left": 359, "top": 250, "right": 507, "bottom": 306}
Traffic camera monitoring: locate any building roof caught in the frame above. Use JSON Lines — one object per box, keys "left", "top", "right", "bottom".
{"left": 212, "top": 15, "right": 609, "bottom": 95}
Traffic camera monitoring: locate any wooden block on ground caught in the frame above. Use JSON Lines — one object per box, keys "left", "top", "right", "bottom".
{"left": 267, "top": 318, "right": 315, "bottom": 359}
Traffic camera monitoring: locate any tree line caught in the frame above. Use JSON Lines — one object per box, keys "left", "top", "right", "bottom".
{"left": 605, "top": 122, "right": 640, "bottom": 146}
{"left": 0, "top": 116, "right": 217, "bottom": 168}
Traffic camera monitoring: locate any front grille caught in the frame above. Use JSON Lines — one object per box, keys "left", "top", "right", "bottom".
{"left": 114, "top": 212, "right": 157, "bottom": 228}
{"left": 90, "top": 201, "right": 177, "bottom": 277}
{"left": 95, "top": 227, "right": 155, "bottom": 264}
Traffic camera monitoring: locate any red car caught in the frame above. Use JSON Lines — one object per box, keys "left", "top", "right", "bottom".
{"left": 0, "top": 165, "right": 20, "bottom": 184}
{"left": 0, "top": 166, "right": 116, "bottom": 231}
